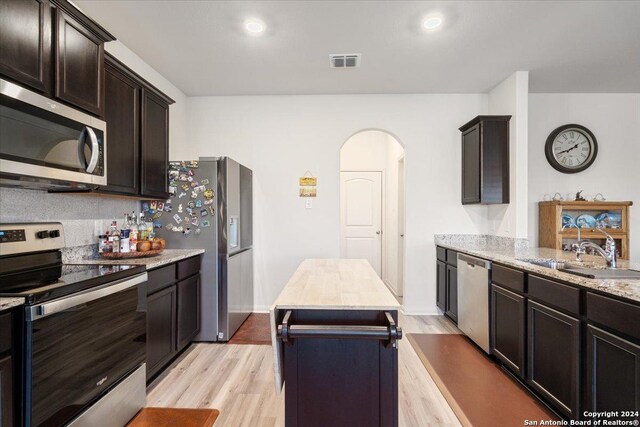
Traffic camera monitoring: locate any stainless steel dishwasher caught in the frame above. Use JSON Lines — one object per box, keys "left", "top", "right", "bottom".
{"left": 457, "top": 254, "right": 492, "bottom": 353}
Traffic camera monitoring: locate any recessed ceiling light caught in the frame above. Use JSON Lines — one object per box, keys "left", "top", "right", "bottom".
{"left": 422, "top": 16, "right": 443, "bottom": 30}
{"left": 245, "top": 19, "right": 265, "bottom": 34}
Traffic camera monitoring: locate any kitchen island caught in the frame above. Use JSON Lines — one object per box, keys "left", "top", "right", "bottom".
{"left": 270, "top": 259, "right": 402, "bottom": 427}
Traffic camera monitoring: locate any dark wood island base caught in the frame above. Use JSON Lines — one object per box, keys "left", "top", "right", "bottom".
{"left": 270, "top": 259, "right": 402, "bottom": 427}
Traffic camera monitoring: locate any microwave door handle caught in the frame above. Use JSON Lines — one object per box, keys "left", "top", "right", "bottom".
{"left": 78, "top": 126, "right": 99, "bottom": 173}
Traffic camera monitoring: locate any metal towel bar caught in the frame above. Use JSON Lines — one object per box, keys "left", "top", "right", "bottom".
{"left": 277, "top": 310, "right": 402, "bottom": 348}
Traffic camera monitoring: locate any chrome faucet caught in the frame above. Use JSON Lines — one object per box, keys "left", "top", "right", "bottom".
{"left": 562, "top": 224, "right": 585, "bottom": 261}
{"left": 577, "top": 229, "right": 618, "bottom": 268}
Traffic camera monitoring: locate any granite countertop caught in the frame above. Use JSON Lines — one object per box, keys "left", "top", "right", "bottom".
{"left": 71, "top": 249, "right": 205, "bottom": 270}
{"left": 0, "top": 297, "right": 24, "bottom": 312}
{"left": 434, "top": 237, "right": 640, "bottom": 303}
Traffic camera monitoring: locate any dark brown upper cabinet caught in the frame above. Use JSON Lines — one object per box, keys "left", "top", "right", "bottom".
{"left": 0, "top": 0, "right": 114, "bottom": 116}
{"left": 459, "top": 115, "right": 511, "bottom": 205}
{"left": 141, "top": 89, "right": 171, "bottom": 199}
{"left": 0, "top": 0, "right": 51, "bottom": 94}
{"left": 54, "top": 8, "right": 105, "bottom": 116}
{"left": 101, "top": 53, "right": 174, "bottom": 199}
{"left": 103, "top": 57, "right": 141, "bottom": 195}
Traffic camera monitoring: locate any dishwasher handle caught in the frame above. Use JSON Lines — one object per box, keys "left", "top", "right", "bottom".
{"left": 458, "top": 253, "right": 492, "bottom": 270}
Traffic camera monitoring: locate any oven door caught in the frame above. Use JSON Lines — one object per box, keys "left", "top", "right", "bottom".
{"left": 25, "top": 273, "right": 147, "bottom": 427}
{"left": 0, "top": 78, "right": 106, "bottom": 187}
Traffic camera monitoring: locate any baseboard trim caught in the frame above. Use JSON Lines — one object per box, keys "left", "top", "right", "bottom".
{"left": 402, "top": 308, "right": 441, "bottom": 316}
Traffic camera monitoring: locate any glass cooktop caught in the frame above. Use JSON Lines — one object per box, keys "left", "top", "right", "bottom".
{"left": 0, "top": 263, "right": 146, "bottom": 304}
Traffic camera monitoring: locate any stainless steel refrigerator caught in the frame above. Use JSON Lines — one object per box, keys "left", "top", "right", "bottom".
{"left": 149, "top": 157, "right": 253, "bottom": 341}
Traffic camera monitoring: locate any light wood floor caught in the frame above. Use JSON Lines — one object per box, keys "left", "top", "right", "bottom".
{"left": 147, "top": 314, "right": 462, "bottom": 427}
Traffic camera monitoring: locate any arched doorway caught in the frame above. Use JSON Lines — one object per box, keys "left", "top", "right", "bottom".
{"left": 339, "top": 129, "right": 406, "bottom": 299}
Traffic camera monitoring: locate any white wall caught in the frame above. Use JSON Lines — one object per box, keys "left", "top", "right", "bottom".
{"left": 528, "top": 94, "right": 640, "bottom": 262}
{"left": 181, "top": 94, "right": 489, "bottom": 313}
{"left": 487, "top": 71, "right": 529, "bottom": 238}
{"left": 340, "top": 130, "right": 405, "bottom": 295}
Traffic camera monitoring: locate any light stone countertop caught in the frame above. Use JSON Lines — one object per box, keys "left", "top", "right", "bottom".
{"left": 70, "top": 249, "right": 205, "bottom": 270}
{"left": 435, "top": 239, "right": 640, "bottom": 303}
{"left": 270, "top": 258, "right": 400, "bottom": 393}
{"left": 0, "top": 297, "right": 24, "bottom": 312}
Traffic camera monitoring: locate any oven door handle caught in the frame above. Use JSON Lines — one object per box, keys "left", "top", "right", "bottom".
{"left": 26, "top": 272, "right": 148, "bottom": 321}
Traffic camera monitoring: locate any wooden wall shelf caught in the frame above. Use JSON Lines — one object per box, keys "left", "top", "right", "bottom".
{"left": 538, "top": 201, "right": 633, "bottom": 259}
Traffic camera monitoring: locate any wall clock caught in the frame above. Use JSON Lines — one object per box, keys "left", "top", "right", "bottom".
{"left": 545, "top": 124, "right": 598, "bottom": 174}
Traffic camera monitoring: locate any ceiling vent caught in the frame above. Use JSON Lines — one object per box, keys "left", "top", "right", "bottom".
{"left": 329, "top": 54, "right": 361, "bottom": 69}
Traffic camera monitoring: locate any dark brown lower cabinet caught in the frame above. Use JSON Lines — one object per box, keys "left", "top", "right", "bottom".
{"left": 527, "top": 300, "right": 580, "bottom": 419}
{"left": 586, "top": 325, "right": 640, "bottom": 413}
{"left": 146, "top": 285, "right": 177, "bottom": 380}
{"left": 0, "top": 311, "right": 13, "bottom": 427}
{"left": 177, "top": 274, "right": 201, "bottom": 351}
{"left": 0, "top": 355, "right": 12, "bottom": 427}
{"left": 445, "top": 265, "right": 458, "bottom": 322}
{"left": 490, "top": 284, "right": 525, "bottom": 377}
{"left": 436, "top": 260, "right": 446, "bottom": 311}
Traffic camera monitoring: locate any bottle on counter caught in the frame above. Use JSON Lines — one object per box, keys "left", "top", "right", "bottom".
{"left": 108, "top": 220, "right": 121, "bottom": 253}
{"left": 98, "top": 235, "right": 109, "bottom": 253}
{"left": 129, "top": 211, "right": 138, "bottom": 252}
{"left": 138, "top": 213, "right": 147, "bottom": 241}
{"left": 119, "top": 213, "right": 131, "bottom": 253}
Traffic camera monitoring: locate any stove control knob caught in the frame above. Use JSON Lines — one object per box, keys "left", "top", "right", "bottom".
{"left": 49, "top": 230, "right": 60, "bottom": 238}
{"left": 36, "top": 230, "right": 49, "bottom": 239}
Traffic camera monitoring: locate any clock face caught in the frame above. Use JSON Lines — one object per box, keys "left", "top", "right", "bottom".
{"left": 545, "top": 125, "right": 598, "bottom": 173}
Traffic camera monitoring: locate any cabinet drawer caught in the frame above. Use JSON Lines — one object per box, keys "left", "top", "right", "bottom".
{"left": 492, "top": 264, "right": 525, "bottom": 293}
{"left": 0, "top": 312, "right": 11, "bottom": 354}
{"left": 446, "top": 249, "right": 458, "bottom": 267}
{"left": 587, "top": 293, "right": 640, "bottom": 341}
{"left": 177, "top": 255, "right": 201, "bottom": 280}
{"left": 147, "top": 264, "right": 176, "bottom": 294}
{"left": 528, "top": 275, "right": 580, "bottom": 316}
{"left": 436, "top": 247, "right": 446, "bottom": 262}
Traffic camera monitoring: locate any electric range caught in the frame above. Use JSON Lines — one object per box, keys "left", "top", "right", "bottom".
{"left": 0, "top": 222, "right": 148, "bottom": 427}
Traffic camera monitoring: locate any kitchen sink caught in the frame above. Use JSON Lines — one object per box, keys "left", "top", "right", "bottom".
{"left": 517, "top": 258, "right": 640, "bottom": 279}
{"left": 560, "top": 267, "right": 640, "bottom": 280}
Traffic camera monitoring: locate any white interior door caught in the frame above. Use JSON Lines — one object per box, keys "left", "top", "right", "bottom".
{"left": 340, "top": 171, "right": 383, "bottom": 276}
{"left": 397, "top": 156, "right": 405, "bottom": 297}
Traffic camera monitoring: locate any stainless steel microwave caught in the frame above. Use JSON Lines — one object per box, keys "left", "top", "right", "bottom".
{"left": 0, "top": 78, "right": 106, "bottom": 189}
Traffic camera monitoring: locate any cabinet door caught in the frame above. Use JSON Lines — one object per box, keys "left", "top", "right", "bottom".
{"left": 436, "top": 260, "right": 446, "bottom": 311}
{"left": 54, "top": 8, "right": 104, "bottom": 116}
{"left": 0, "top": 0, "right": 51, "bottom": 94}
{"left": 140, "top": 89, "right": 169, "bottom": 199}
{"left": 491, "top": 284, "right": 525, "bottom": 377}
{"left": 0, "top": 355, "right": 12, "bottom": 427}
{"left": 103, "top": 60, "right": 140, "bottom": 195}
{"left": 527, "top": 300, "right": 580, "bottom": 419}
{"left": 587, "top": 325, "right": 640, "bottom": 413}
{"left": 147, "top": 285, "right": 176, "bottom": 380}
{"left": 177, "top": 274, "right": 200, "bottom": 351}
{"left": 461, "top": 124, "right": 481, "bottom": 204}
{"left": 445, "top": 265, "right": 458, "bottom": 323}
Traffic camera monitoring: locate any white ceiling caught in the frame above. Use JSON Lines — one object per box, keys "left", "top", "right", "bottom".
{"left": 74, "top": 1, "right": 640, "bottom": 96}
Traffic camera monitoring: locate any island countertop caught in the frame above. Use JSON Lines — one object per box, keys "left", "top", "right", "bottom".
{"left": 270, "top": 259, "right": 401, "bottom": 392}
{"left": 271, "top": 258, "right": 400, "bottom": 311}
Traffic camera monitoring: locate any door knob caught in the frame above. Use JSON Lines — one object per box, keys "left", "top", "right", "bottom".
{"left": 376, "top": 230, "right": 381, "bottom": 235}
{"left": 400, "top": 234, "right": 404, "bottom": 237}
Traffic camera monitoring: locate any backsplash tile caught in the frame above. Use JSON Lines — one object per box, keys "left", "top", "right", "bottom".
{"left": 434, "top": 234, "right": 530, "bottom": 251}
{"left": 0, "top": 187, "right": 139, "bottom": 248}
